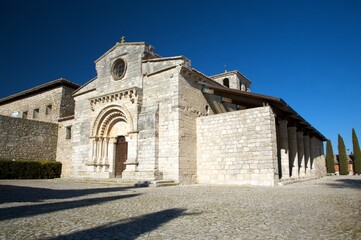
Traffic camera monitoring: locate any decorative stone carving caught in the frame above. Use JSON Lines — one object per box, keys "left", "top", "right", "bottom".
{"left": 89, "top": 87, "right": 140, "bottom": 111}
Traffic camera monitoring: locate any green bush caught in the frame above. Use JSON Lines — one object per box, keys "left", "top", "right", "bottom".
{"left": 325, "top": 140, "right": 335, "bottom": 173}
{"left": 0, "top": 160, "right": 62, "bottom": 179}
{"left": 338, "top": 134, "right": 349, "bottom": 175}
{"left": 352, "top": 128, "right": 361, "bottom": 175}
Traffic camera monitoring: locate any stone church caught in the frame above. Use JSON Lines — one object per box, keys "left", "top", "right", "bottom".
{"left": 0, "top": 40, "right": 327, "bottom": 186}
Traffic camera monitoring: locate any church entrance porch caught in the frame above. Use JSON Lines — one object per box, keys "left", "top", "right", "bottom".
{"left": 86, "top": 105, "right": 138, "bottom": 178}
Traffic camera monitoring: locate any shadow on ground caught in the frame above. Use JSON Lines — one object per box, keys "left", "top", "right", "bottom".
{"left": 0, "top": 183, "right": 142, "bottom": 221}
{"left": 326, "top": 177, "right": 361, "bottom": 189}
{"left": 0, "top": 193, "right": 140, "bottom": 221}
{"left": 46, "top": 208, "right": 191, "bottom": 240}
{"left": 0, "top": 184, "right": 135, "bottom": 203}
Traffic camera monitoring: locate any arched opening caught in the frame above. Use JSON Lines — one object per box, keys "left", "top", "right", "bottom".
{"left": 90, "top": 105, "right": 134, "bottom": 176}
{"left": 223, "top": 78, "right": 230, "bottom": 88}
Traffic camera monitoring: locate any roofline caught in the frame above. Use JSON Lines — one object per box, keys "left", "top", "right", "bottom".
{"left": 210, "top": 70, "right": 252, "bottom": 84}
{"left": 94, "top": 41, "right": 151, "bottom": 64}
{"left": 199, "top": 82, "right": 327, "bottom": 141}
{"left": 142, "top": 55, "right": 187, "bottom": 63}
{"left": 72, "top": 76, "right": 97, "bottom": 96}
{"left": 0, "top": 78, "right": 80, "bottom": 105}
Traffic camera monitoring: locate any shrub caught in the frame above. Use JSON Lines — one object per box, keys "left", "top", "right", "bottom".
{"left": 338, "top": 134, "right": 349, "bottom": 175}
{"left": 0, "top": 160, "right": 62, "bottom": 179}
{"left": 325, "top": 140, "right": 335, "bottom": 173}
{"left": 352, "top": 128, "right": 361, "bottom": 175}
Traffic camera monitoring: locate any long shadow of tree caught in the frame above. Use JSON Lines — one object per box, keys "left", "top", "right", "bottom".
{"left": 46, "top": 208, "right": 189, "bottom": 240}
{"left": 326, "top": 178, "right": 361, "bottom": 190}
{"left": 0, "top": 184, "right": 136, "bottom": 204}
{"left": 0, "top": 193, "right": 140, "bottom": 221}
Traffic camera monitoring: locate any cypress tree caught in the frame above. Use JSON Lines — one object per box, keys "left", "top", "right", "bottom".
{"left": 352, "top": 128, "right": 361, "bottom": 175}
{"left": 338, "top": 134, "right": 349, "bottom": 175}
{"left": 325, "top": 140, "right": 335, "bottom": 173}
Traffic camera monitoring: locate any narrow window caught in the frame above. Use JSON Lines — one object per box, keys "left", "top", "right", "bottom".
{"left": 33, "top": 109, "right": 39, "bottom": 119}
{"left": 241, "top": 84, "right": 246, "bottom": 91}
{"left": 22, "top": 111, "right": 28, "bottom": 119}
{"left": 223, "top": 78, "right": 230, "bottom": 88}
{"left": 66, "top": 126, "right": 72, "bottom": 139}
{"left": 46, "top": 105, "right": 52, "bottom": 115}
{"left": 12, "top": 112, "right": 19, "bottom": 118}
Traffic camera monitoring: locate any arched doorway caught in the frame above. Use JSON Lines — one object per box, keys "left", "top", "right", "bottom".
{"left": 115, "top": 136, "right": 128, "bottom": 177}
{"left": 90, "top": 105, "right": 135, "bottom": 177}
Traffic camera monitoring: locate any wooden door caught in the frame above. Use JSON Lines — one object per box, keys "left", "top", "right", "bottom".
{"left": 115, "top": 136, "right": 128, "bottom": 177}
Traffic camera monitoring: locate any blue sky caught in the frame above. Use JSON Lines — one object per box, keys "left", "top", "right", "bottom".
{"left": 0, "top": 0, "right": 360, "bottom": 153}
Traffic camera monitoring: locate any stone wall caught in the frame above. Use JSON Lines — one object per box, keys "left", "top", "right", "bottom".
{"left": 177, "top": 72, "right": 212, "bottom": 184}
{"left": 60, "top": 86, "right": 77, "bottom": 118}
{"left": 56, "top": 118, "right": 74, "bottom": 176}
{"left": 196, "top": 106, "right": 278, "bottom": 186}
{"left": 0, "top": 115, "right": 58, "bottom": 160}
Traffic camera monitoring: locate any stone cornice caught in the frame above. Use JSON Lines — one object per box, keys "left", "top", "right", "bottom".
{"left": 89, "top": 87, "right": 141, "bottom": 111}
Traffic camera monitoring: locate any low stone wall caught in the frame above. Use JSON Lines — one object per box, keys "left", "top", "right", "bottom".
{"left": 196, "top": 106, "right": 278, "bottom": 186}
{"left": 0, "top": 115, "right": 58, "bottom": 160}
{"left": 56, "top": 119, "right": 74, "bottom": 176}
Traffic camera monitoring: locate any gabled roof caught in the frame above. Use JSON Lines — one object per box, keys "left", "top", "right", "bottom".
{"left": 0, "top": 78, "right": 80, "bottom": 105}
{"left": 210, "top": 70, "right": 252, "bottom": 83}
{"left": 199, "top": 82, "right": 327, "bottom": 141}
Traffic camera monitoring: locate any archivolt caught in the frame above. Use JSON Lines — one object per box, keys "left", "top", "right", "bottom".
{"left": 91, "top": 105, "right": 134, "bottom": 137}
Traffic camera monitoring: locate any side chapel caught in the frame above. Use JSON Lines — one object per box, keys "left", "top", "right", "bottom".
{"left": 0, "top": 40, "right": 327, "bottom": 186}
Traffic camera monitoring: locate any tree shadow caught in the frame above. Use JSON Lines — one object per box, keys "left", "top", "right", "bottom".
{"left": 46, "top": 208, "right": 193, "bottom": 240}
{"left": 0, "top": 184, "right": 136, "bottom": 204}
{"left": 0, "top": 193, "right": 140, "bottom": 221}
{"left": 326, "top": 178, "right": 361, "bottom": 190}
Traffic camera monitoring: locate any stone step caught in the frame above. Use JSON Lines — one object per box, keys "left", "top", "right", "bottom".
{"left": 60, "top": 177, "right": 178, "bottom": 187}
{"left": 150, "top": 180, "right": 178, "bottom": 188}
{"left": 60, "top": 177, "right": 144, "bottom": 187}
{"left": 278, "top": 177, "right": 318, "bottom": 186}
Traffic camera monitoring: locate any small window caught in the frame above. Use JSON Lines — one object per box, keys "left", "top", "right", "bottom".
{"left": 66, "top": 126, "right": 72, "bottom": 139}
{"left": 112, "top": 58, "right": 127, "bottom": 80}
{"left": 223, "top": 78, "right": 230, "bottom": 88}
{"left": 22, "top": 111, "right": 28, "bottom": 119}
{"left": 33, "top": 109, "right": 39, "bottom": 119}
{"left": 12, "top": 112, "right": 19, "bottom": 118}
{"left": 46, "top": 105, "right": 52, "bottom": 115}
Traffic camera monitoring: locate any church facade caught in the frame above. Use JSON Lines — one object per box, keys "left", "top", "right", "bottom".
{"left": 0, "top": 41, "right": 327, "bottom": 186}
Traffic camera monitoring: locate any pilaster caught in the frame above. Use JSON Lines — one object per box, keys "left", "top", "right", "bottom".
{"left": 278, "top": 120, "right": 290, "bottom": 179}
{"left": 303, "top": 135, "right": 311, "bottom": 176}
{"left": 288, "top": 126, "right": 298, "bottom": 178}
{"left": 297, "top": 131, "right": 305, "bottom": 178}
{"left": 309, "top": 136, "right": 315, "bottom": 176}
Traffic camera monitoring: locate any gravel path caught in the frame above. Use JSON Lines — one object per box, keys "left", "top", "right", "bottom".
{"left": 0, "top": 175, "right": 360, "bottom": 240}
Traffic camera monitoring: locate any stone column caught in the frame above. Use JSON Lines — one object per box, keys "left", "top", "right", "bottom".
{"left": 278, "top": 120, "right": 290, "bottom": 179}
{"left": 91, "top": 137, "right": 97, "bottom": 163}
{"left": 95, "top": 137, "right": 102, "bottom": 172}
{"left": 95, "top": 137, "right": 101, "bottom": 166}
{"left": 309, "top": 137, "right": 315, "bottom": 176}
{"left": 297, "top": 131, "right": 305, "bottom": 178}
{"left": 303, "top": 135, "right": 311, "bottom": 177}
{"left": 103, "top": 137, "right": 109, "bottom": 171}
{"left": 288, "top": 126, "right": 298, "bottom": 179}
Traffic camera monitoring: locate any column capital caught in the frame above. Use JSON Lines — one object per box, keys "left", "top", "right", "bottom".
{"left": 296, "top": 131, "right": 304, "bottom": 137}
{"left": 278, "top": 119, "right": 288, "bottom": 126}
{"left": 288, "top": 126, "right": 297, "bottom": 131}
